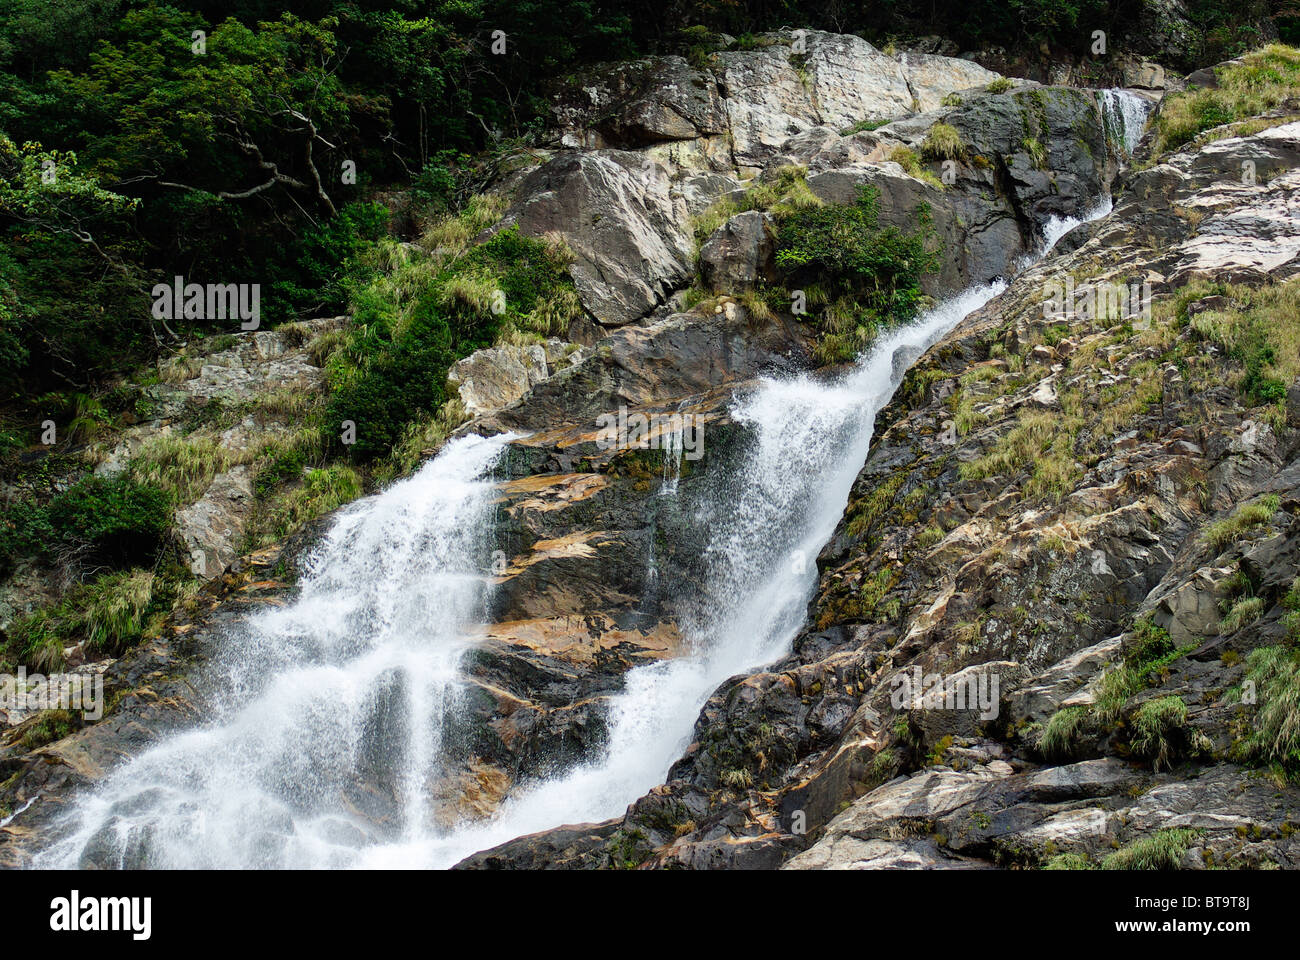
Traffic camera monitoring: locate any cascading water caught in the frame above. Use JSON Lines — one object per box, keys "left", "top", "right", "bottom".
{"left": 34, "top": 190, "right": 1112, "bottom": 871}
{"left": 1099, "top": 89, "right": 1154, "bottom": 156}
{"left": 34, "top": 433, "right": 514, "bottom": 868}
{"left": 401, "top": 199, "right": 1116, "bottom": 868}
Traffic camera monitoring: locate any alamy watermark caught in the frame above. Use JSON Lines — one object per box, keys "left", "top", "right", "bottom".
{"left": 1042, "top": 277, "right": 1152, "bottom": 326}
{"left": 595, "top": 405, "right": 704, "bottom": 460}
{"left": 1, "top": 668, "right": 104, "bottom": 722}
{"left": 152, "top": 276, "right": 260, "bottom": 330}
{"left": 890, "top": 666, "right": 1000, "bottom": 720}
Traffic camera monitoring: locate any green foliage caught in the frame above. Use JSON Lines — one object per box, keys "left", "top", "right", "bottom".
{"left": 1187, "top": 279, "right": 1300, "bottom": 409}
{"left": 3, "top": 473, "right": 172, "bottom": 572}
{"left": 48, "top": 474, "right": 170, "bottom": 557}
{"left": 774, "top": 186, "right": 938, "bottom": 362}
{"left": 1234, "top": 645, "right": 1300, "bottom": 776}
{"left": 1043, "top": 852, "right": 1095, "bottom": 869}
{"left": 840, "top": 118, "right": 888, "bottom": 136}
{"left": 8, "top": 568, "right": 156, "bottom": 671}
{"left": 265, "top": 202, "right": 391, "bottom": 326}
{"left": 889, "top": 145, "right": 943, "bottom": 188}
{"left": 1202, "top": 494, "right": 1281, "bottom": 554}
{"left": 1038, "top": 705, "right": 1092, "bottom": 762}
{"left": 257, "top": 465, "right": 363, "bottom": 544}
{"left": 1101, "top": 828, "right": 1201, "bottom": 870}
{"left": 327, "top": 224, "right": 574, "bottom": 462}
{"left": 1155, "top": 45, "right": 1300, "bottom": 154}
{"left": 921, "top": 122, "right": 965, "bottom": 161}
{"left": 0, "top": 137, "right": 144, "bottom": 393}
{"left": 1129, "top": 696, "right": 1193, "bottom": 771}
{"left": 18, "top": 709, "right": 83, "bottom": 751}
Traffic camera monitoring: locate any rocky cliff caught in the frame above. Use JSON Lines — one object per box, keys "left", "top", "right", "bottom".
{"left": 4, "top": 31, "right": 1300, "bottom": 872}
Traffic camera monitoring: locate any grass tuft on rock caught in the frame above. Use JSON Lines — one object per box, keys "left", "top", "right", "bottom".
{"left": 1101, "top": 828, "right": 1201, "bottom": 870}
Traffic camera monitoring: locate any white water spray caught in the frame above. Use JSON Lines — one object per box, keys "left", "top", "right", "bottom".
{"left": 402, "top": 202, "right": 1112, "bottom": 868}
{"left": 1099, "top": 89, "right": 1154, "bottom": 156}
{"left": 35, "top": 433, "right": 514, "bottom": 869}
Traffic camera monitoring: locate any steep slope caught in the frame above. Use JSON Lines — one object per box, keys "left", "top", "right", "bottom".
{"left": 459, "top": 112, "right": 1300, "bottom": 869}
{"left": 9, "top": 35, "right": 1297, "bottom": 874}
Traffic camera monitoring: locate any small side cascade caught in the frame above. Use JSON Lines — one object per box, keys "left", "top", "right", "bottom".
{"left": 1099, "top": 88, "right": 1155, "bottom": 157}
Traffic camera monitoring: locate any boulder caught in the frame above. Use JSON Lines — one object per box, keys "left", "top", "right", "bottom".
{"left": 447, "top": 343, "right": 549, "bottom": 417}
{"left": 699, "top": 211, "right": 774, "bottom": 290}
{"left": 895, "top": 52, "right": 1000, "bottom": 111}
{"left": 174, "top": 466, "right": 254, "bottom": 580}
{"left": 506, "top": 151, "right": 693, "bottom": 326}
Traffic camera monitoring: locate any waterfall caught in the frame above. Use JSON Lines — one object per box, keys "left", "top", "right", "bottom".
{"left": 31, "top": 196, "right": 1112, "bottom": 871}
{"left": 34, "top": 432, "right": 514, "bottom": 869}
{"left": 1098, "top": 89, "right": 1154, "bottom": 156}
{"left": 404, "top": 202, "right": 1114, "bottom": 868}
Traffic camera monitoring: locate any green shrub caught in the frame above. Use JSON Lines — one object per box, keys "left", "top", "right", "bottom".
{"left": 46, "top": 474, "right": 171, "bottom": 566}
{"left": 773, "top": 185, "right": 939, "bottom": 362}
{"left": 327, "top": 225, "right": 575, "bottom": 462}
{"left": 1234, "top": 645, "right": 1300, "bottom": 776}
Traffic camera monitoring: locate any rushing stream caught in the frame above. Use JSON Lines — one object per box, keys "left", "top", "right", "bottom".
{"left": 32, "top": 93, "right": 1147, "bottom": 868}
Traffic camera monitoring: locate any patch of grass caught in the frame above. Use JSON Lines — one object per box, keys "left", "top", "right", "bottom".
{"left": 253, "top": 465, "right": 363, "bottom": 546}
{"left": 1154, "top": 45, "right": 1300, "bottom": 155}
{"left": 916, "top": 525, "right": 945, "bottom": 548}
{"left": 859, "top": 566, "right": 902, "bottom": 623}
{"left": 1233, "top": 645, "right": 1300, "bottom": 776}
{"left": 373, "top": 398, "right": 469, "bottom": 487}
{"left": 1129, "top": 696, "right": 1193, "bottom": 771}
{"left": 8, "top": 569, "right": 156, "bottom": 671}
{"left": 1091, "top": 619, "right": 1188, "bottom": 726}
{"left": 691, "top": 166, "right": 822, "bottom": 250}
{"left": 1044, "top": 852, "right": 1095, "bottom": 870}
{"left": 839, "top": 118, "right": 888, "bottom": 136}
{"left": 130, "top": 432, "right": 242, "bottom": 504}
{"left": 1187, "top": 278, "right": 1300, "bottom": 406}
{"left": 1203, "top": 494, "right": 1281, "bottom": 554}
{"left": 958, "top": 409, "right": 1081, "bottom": 501}
{"left": 1021, "top": 136, "right": 1048, "bottom": 170}
{"left": 986, "top": 77, "right": 1014, "bottom": 94}
{"left": 18, "top": 709, "right": 82, "bottom": 751}
{"left": 921, "top": 122, "right": 966, "bottom": 161}
{"left": 1220, "top": 596, "right": 1265, "bottom": 634}
{"left": 1101, "top": 828, "right": 1201, "bottom": 870}
{"left": 888, "top": 145, "right": 943, "bottom": 189}
{"left": 328, "top": 222, "right": 574, "bottom": 462}
{"left": 1039, "top": 705, "right": 1093, "bottom": 762}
